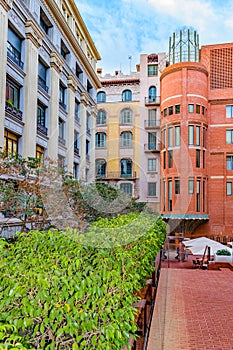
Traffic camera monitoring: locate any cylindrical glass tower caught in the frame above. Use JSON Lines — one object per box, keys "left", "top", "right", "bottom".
{"left": 169, "top": 27, "right": 199, "bottom": 65}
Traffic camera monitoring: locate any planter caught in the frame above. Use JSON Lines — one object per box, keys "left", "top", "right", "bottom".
{"left": 214, "top": 254, "right": 232, "bottom": 262}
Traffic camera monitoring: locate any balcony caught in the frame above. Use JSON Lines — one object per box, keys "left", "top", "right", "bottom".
{"left": 75, "top": 113, "right": 80, "bottom": 124}
{"left": 74, "top": 146, "right": 79, "bottom": 156}
{"left": 144, "top": 120, "right": 160, "bottom": 129}
{"left": 96, "top": 171, "right": 137, "bottom": 180}
{"left": 38, "top": 76, "right": 49, "bottom": 93}
{"left": 144, "top": 143, "right": 160, "bottom": 152}
{"left": 7, "top": 42, "right": 24, "bottom": 69}
{"left": 37, "top": 123, "right": 48, "bottom": 136}
{"left": 145, "top": 96, "right": 160, "bottom": 106}
{"left": 5, "top": 102, "right": 23, "bottom": 121}
{"left": 58, "top": 136, "right": 66, "bottom": 146}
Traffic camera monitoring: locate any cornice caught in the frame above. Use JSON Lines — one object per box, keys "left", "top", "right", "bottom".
{"left": 160, "top": 62, "right": 208, "bottom": 80}
{"left": 80, "top": 91, "right": 89, "bottom": 106}
{"left": 25, "top": 19, "right": 44, "bottom": 48}
{"left": 0, "top": 0, "right": 13, "bottom": 12}
{"left": 41, "top": 0, "right": 101, "bottom": 89}
{"left": 50, "top": 51, "right": 64, "bottom": 73}
{"left": 67, "top": 73, "right": 79, "bottom": 92}
{"left": 91, "top": 105, "right": 98, "bottom": 117}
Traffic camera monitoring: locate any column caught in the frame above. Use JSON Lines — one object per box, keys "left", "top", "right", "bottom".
{"left": 90, "top": 105, "right": 97, "bottom": 182}
{"left": 0, "top": 0, "right": 13, "bottom": 150}
{"left": 66, "top": 74, "right": 78, "bottom": 174}
{"left": 23, "top": 19, "right": 43, "bottom": 158}
{"left": 47, "top": 51, "right": 63, "bottom": 161}
{"left": 79, "top": 92, "right": 88, "bottom": 181}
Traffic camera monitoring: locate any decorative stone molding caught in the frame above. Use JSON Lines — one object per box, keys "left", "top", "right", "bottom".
{"left": 67, "top": 74, "right": 78, "bottom": 92}
{"left": 0, "top": 0, "right": 13, "bottom": 12}
{"left": 25, "top": 19, "right": 43, "bottom": 48}
{"left": 91, "top": 105, "right": 98, "bottom": 117}
{"left": 80, "top": 91, "right": 89, "bottom": 107}
{"left": 50, "top": 51, "right": 63, "bottom": 73}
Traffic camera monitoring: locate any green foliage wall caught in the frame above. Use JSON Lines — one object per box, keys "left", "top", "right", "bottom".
{"left": 0, "top": 213, "right": 166, "bottom": 349}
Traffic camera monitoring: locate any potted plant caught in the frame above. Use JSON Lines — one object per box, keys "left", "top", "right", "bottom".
{"left": 214, "top": 249, "right": 232, "bottom": 262}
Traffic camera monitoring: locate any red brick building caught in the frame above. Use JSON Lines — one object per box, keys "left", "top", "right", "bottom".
{"left": 160, "top": 29, "right": 233, "bottom": 240}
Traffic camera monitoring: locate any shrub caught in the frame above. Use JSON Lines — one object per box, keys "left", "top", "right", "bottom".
{"left": 216, "top": 249, "right": 231, "bottom": 256}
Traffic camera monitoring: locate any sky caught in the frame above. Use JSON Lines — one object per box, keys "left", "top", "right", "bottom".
{"left": 75, "top": 0, "right": 233, "bottom": 76}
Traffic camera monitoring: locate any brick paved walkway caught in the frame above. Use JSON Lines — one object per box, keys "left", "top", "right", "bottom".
{"left": 147, "top": 267, "right": 233, "bottom": 350}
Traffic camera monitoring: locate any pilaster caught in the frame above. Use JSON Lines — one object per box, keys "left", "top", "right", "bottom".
{"left": 47, "top": 51, "right": 63, "bottom": 161}
{"left": 79, "top": 93, "right": 88, "bottom": 181}
{"left": 0, "top": 1, "right": 11, "bottom": 149}
{"left": 90, "top": 105, "right": 97, "bottom": 182}
{"left": 23, "top": 19, "right": 43, "bottom": 158}
{"left": 66, "top": 74, "right": 78, "bottom": 174}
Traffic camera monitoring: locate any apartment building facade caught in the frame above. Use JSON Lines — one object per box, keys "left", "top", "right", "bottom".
{"left": 160, "top": 28, "right": 233, "bottom": 238}
{"left": 95, "top": 53, "right": 166, "bottom": 209}
{"left": 0, "top": 0, "right": 101, "bottom": 182}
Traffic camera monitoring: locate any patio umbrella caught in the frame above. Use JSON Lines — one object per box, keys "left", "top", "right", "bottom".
{"left": 183, "top": 237, "right": 232, "bottom": 256}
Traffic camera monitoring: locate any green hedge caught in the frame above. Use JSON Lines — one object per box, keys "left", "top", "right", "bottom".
{"left": 0, "top": 213, "right": 166, "bottom": 349}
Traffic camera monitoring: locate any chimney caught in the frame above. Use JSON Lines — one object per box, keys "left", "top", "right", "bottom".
{"left": 115, "top": 70, "right": 119, "bottom": 76}
{"left": 97, "top": 68, "right": 102, "bottom": 76}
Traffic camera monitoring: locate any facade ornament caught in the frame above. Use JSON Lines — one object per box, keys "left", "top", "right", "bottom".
{"left": 0, "top": 0, "right": 13, "bottom": 12}
{"left": 50, "top": 51, "right": 63, "bottom": 73}
{"left": 67, "top": 74, "right": 78, "bottom": 92}
{"left": 25, "top": 19, "right": 43, "bottom": 48}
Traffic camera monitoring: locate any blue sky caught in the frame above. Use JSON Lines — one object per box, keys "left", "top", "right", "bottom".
{"left": 75, "top": 0, "right": 233, "bottom": 75}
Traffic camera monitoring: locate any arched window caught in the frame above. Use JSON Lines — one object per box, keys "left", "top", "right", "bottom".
{"left": 121, "top": 109, "right": 132, "bottom": 124}
{"left": 97, "top": 91, "right": 106, "bottom": 103}
{"left": 95, "top": 132, "right": 106, "bottom": 148}
{"left": 148, "top": 86, "right": 157, "bottom": 102}
{"left": 122, "top": 89, "right": 132, "bottom": 102}
{"left": 95, "top": 159, "right": 106, "bottom": 178}
{"left": 96, "top": 110, "right": 106, "bottom": 125}
{"left": 120, "top": 158, "right": 132, "bottom": 177}
{"left": 120, "top": 131, "right": 132, "bottom": 147}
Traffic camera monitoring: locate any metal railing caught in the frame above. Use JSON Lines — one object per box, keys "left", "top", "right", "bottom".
{"left": 37, "top": 124, "right": 48, "bottom": 136}
{"left": 38, "top": 76, "right": 49, "bottom": 93}
{"left": 145, "top": 96, "right": 160, "bottom": 104}
{"left": 7, "top": 42, "right": 24, "bottom": 69}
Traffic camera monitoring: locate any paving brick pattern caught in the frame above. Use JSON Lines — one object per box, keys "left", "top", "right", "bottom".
{"left": 147, "top": 267, "right": 233, "bottom": 350}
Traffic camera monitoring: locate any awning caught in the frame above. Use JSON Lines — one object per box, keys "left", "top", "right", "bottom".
{"left": 161, "top": 214, "right": 209, "bottom": 234}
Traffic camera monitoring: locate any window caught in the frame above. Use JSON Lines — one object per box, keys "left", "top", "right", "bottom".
{"left": 189, "top": 125, "right": 194, "bottom": 145}
{"left": 148, "top": 64, "right": 158, "bottom": 76}
{"left": 96, "top": 110, "right": 106, "bottom": 125}
{"left": 175, "top": 179, "right": 180, "bottom": 194}
{"left": 148, "top": 158, "right": 156, "bottom": 172}
{"left": 60, "top": 39, "right": 69, "bottom": 59}
{"left": 37, "top": 103, "right": 46, "bottom": 127}
{"left": 122, "top": 90, "right": 132, "bottom": 102}
{"left": 168, "top": 180, "right": 172, "bottom": 211}
{"left": 226, "top": 130, "right": 233, "bottom": 144}
{"left": 76, "top": 62, "right": 83, "bottom": 82}
{"left": 73, "top": 163, "right": 79, "bottom": 179}
{"left": 96, "top": 159, "right": 106, "bottom": 178}
{"left": 74, "top": 131, "right": 79, "bottom": 154}
{"left": 226, "top": 105, "right": 233, "bottom": 118}
{"left": 75, "top": 100, "right": 80, "bottom": 122}
{"left": 58, "top": 154, "right": 65, "bottom": 170}
{"left": 202, "top": 106, "right": 205, "bottom": 115}
{"left": 97, "top": 91, "right": 106, "bottom": 103}
{"left": 168, "top": 150, "right": 173, "bottom": 168}
{"left": 120, "top": 183, "right": 132, "bottom": 195}
{"left": 188, "top": 179, "right": 194, "bottom": 194}
{"left": 86, "top": 140, "right": 90, "bottom": 157}
{"left": 148, "top": 182, "right": 156, "bottom": 196}
{"left": 163, "top": 108, "right": 167, "bottom": 117}
{"left": 196, "top": 126, "right": 200, "bottom": 146}
{"left": 175, "top": 104, "right": 180, "bottom": 114}
{"left": 163, "top": 151, "right": 166, "bottom": 169}
{"left": 168, "top": 106, "right": 173, "bottom": 116}
{"left": 148, "top": 132, "right": 156, "bottom": 150}
{"left": 196, "top": 180, "right": 201, "bottom": 212}
{"left": 148, "top": 86, "right": 157, "bottom": 102}
{"left": 227, "top": 156, "right": 233, "bottom": 170}
{"left": 196, "top": 149, "right": 200, "bottom": 168}
{"left": 188, "top": 104, "right": 194, "bottom": 113}
{"left": 87, "top": 80, "right": 93, "bottom": 94}
{"left": 163, "top": 129, "right": 166, "bottom": 148}
{"left": 59, "top": 83, "right": 66, "bottom": 109}
{"left": 4, "top": 130, "right": 19, "bottom": 156}
{"left": 38, "top": 60, "right": 48, "bottom": 92}
{"left": 121, "top": 159, "right": 132, "bottom": 177}
{"left": 121, "top": 109, "right": 132, "bottom": 124}
{"left": 7, "top": 27, "right": 23, "bottom": 69}
{"left": 175, "top": 126, "right": 180, "bottom": 146}
{"left": 58, "top": 118, "right": 65, "bottom": 140}
{"left": 168, "top": 127, "right": 173, "bottom": 147}
{"left": 196, "top": 104, "right": 200, "bottom": 113}
{"left": 227, "top": 182, "right": 232, "bottom": 196}
{"left": 36, "top": 145, "right": 44, "bottom": 162}
{"left": 40, "top": 8, "right": 52, "bottom": 34}
{"left": 121, "top": 131, "right": 132, "bottom": 147}
{"left": 95, "top": 132, "right": 106, "bottom": 148}
{"left": 148, "top": 109, "right": 157, "bottom": 126}
{"left": 6, "top": 80, "right": 20, "bottom": 109}
{"left": 203, "top": 150, "right": 205, "bottom": 168}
